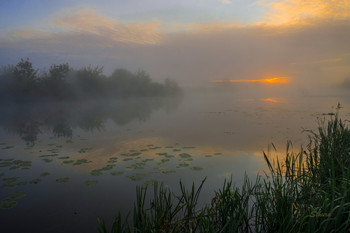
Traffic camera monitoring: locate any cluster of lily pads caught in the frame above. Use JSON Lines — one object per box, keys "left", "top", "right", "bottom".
{"left": 0, "top": 139, "right": 223, "bottom": 210}
{"left": 0, "top": 191, "right": 26, "bottom": 209}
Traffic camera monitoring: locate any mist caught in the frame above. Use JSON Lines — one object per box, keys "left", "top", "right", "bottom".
{"left": 1, "top": 2, "right": 350, "bottom": 233}
{"left": 1, "top": 14, "right": 350, "bottom": 95}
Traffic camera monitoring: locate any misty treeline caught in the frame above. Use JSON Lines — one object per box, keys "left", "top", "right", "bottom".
{"left": 0, "top": 58, "right": 181, "bottom": 102}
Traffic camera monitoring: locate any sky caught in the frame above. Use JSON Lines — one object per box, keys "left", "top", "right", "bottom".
{"left": 0, "top": 0, "right": 349, "bottom": 89}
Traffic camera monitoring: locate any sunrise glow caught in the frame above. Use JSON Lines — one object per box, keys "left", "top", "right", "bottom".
{"left": 212, "top": 77, "right": 290, "bottom": 84}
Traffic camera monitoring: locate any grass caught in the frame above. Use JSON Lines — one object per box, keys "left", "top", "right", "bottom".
{"left": 98, "top": 113, "right": 350, "bottom": 233}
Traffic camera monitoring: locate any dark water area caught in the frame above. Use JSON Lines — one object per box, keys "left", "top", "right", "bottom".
{"left": 1, "top": 89, "right": 350, "bottom": 233}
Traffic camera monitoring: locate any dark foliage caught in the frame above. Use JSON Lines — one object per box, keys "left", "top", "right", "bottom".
{"left": 0, "top": 58, "right": 182, "bottom": 102}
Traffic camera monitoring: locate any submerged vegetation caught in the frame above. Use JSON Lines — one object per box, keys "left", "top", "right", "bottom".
{"left": 98, "top": 114, "right": 350, "bottom": 232}
{"left": 0, "top": 58, "right": 181, "bottom": 102}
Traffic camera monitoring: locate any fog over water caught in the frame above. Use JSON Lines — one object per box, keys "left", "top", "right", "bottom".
{"left": 1, "top": 84, "right": 350, "bottom": 232}
{"left": 1, "top": 1, "right": 350, "bottom": 232}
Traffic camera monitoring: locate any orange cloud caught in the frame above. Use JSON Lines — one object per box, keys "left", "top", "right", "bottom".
{"left": 261, "top": 0, "right": 350, "bottom": 25}
{"left": 53, "top": 9, "right": 163, "bottom": 44}
{"left": 212, "top": 77, "right": 290, "bottom": 84}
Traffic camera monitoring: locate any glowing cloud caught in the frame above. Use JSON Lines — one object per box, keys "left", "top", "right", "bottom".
{"left": 53, "top": 9, "right": 163, "bottom": 44}
{"left": 219, "top": 0, "right": 232, "bottom": 4}
{"left": 261, "top": 0, "right": 350, "bottom": 25}
{"left": 212, "top": 77, "right": 290, "bottom": 84}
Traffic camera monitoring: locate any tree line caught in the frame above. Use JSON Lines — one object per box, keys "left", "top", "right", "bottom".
{"left": 0, "top": 58, "right": 182, "bottom": 102}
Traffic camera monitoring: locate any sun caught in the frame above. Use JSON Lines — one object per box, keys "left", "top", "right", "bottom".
{"left": 212, "top": 77, "right": 290, "bottom": 84}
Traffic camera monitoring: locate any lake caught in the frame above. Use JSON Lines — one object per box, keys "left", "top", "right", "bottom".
{"left": 0, "top": 88, "right": 349, "bottom": 233}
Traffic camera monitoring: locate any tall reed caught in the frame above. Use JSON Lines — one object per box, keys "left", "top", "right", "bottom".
{"left": 98, "top": 113, "right": 350, "bottom": 232}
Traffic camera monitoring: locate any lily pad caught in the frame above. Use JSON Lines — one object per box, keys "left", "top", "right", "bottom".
{"left": 84, "top": 180, "right": 98, "bottom": 186}
{"left": 126, "top": 173, "right": 150, "bottom": 181}
{"left": 144, "top": 180, "right": 158, "bottom": 186}
{"left": 56, "top": 177, "right": 70, "bottom": 183}
{"left": 0, "top": 162, "right": 12, "bottom": 167}
{"left": 214, "top": 153, "right": 222, "bottom": 155}
{"left": 0, "top": 200, "right": 17, "bottom": 209}
{"left": 111, "top": 171, "right": 124, "bottom": 176}
{"left": 127, "top": 163, "right": 145, "bottom": 170}
{"left": 78, "top": 148, "right": 92, "bottom": 153}
{"left": 58, "top": 156, "right": 70, "bottom": 160}
{"left": 142, "top": 159, "right": 154, "bottom": 162}
{"left": 42, "top": 158, "right": 53, "bottom": 163}
{"left": 1, "top": 183, "right": 16, "bottom": 188}
{"left": 47, "top": 149, "right": 59, "bottom": 153}
{"left": 40, "top": 154, "right": 58, "bottom": 158}
{"left": 7, "top": 191, "right": 26, "bottom": 200}
{"left": 183, "top": 146, "right": 196, "bottom": 149}
{"left": 179, "top": 153, "right": 192, "bottom": 159}
{"left": 191, "top": 166, "right": 203, "bottom": 171}
{"left": 129, "top": 152, "right": 141, "bottom": 157}
{"left": 161, "top": 170, "right": 176, "bottom": 174}
{"left": 63, "top": 160, "right": 74, "bottom": 164}
{"left": 173, "top": 149, "right": 181, "bottom": 152}
{"left": 40, "top": 172, "right": 50, "bottom": 177}
{"left": 73, "top": 159, "right": 91, "bottom": 165}
{"left": 100, "top": 165, "right": 116, "bottom": 171}
{"left": 3, "top": 176, "right": 19, "bottom": 183}
{"left": 90, "top": 169, "right": 103, "bottom": 176}
{"left": 2, "top": 146, "right": 14, "bottom": 150}
{"left": 29, "top": 178, "right": 41, "bottom": 184}
{"left": 108, "top": 157, "right": 118, "bottom": 163}
{"left": 17, "top": 181, "right": 28, "bottom": 186}
{"left": 177, "top": 163, "right": 189, "bottom": 168}
{"left": 123, "top": 158, "right": 133, "bottom": 161}
{"left": 205, "top": 155, "right": 213, "bottom": 157}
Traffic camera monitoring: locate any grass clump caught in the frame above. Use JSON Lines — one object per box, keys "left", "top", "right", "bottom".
{"left": 98, "top": 113, "right": 350, "bottom": 233}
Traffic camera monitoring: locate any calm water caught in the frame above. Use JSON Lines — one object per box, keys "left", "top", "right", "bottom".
{"left": 1, "top": 89, "right": 349, "bottom": 232}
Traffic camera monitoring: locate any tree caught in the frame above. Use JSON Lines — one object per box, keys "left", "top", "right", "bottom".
{"left": 42, "top": 63, "right": 71, "bottom": 100}
{"left": 13, "top": 58, "right": 37, "bottom": 82}
{"left": 49, "top": 63, "right": 69, "bottom": 80}
{"left": 10, "top": 58, "right": 38, "bottom": 100}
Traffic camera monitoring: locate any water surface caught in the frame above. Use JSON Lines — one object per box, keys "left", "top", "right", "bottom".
{"left": 0, "top": 89, "right": 349, "bottom": 233}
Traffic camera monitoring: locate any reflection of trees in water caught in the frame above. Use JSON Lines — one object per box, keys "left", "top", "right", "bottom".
{"left": 0, "top": 97, "right": 181, "bottom": 145}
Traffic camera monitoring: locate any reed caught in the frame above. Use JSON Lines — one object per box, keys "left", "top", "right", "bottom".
{"left": 98, "top": 113, "right": 350, "bottom": 232}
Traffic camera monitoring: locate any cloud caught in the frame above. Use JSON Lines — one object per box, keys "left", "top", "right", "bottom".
{"left": 219, "top": 0, "right": 232, "bottom": 4}
{"left": 0, "top": 7, "right": 349, "bottom": 90}
{"left": 260, "top": 0, "right": 350, "bottom": 25}
{"left": 53, "top": 9, "right": 163, "bottom": 44}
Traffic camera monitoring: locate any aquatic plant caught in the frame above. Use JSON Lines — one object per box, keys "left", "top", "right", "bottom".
{"left": 98, "top": 114, "right": 350, "bottom": 233}
{"left": 56, "top": 177, "right": 70, "bottom": 183}
{"left": 85, "top": 180, "right": 99, "bottom": 186}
